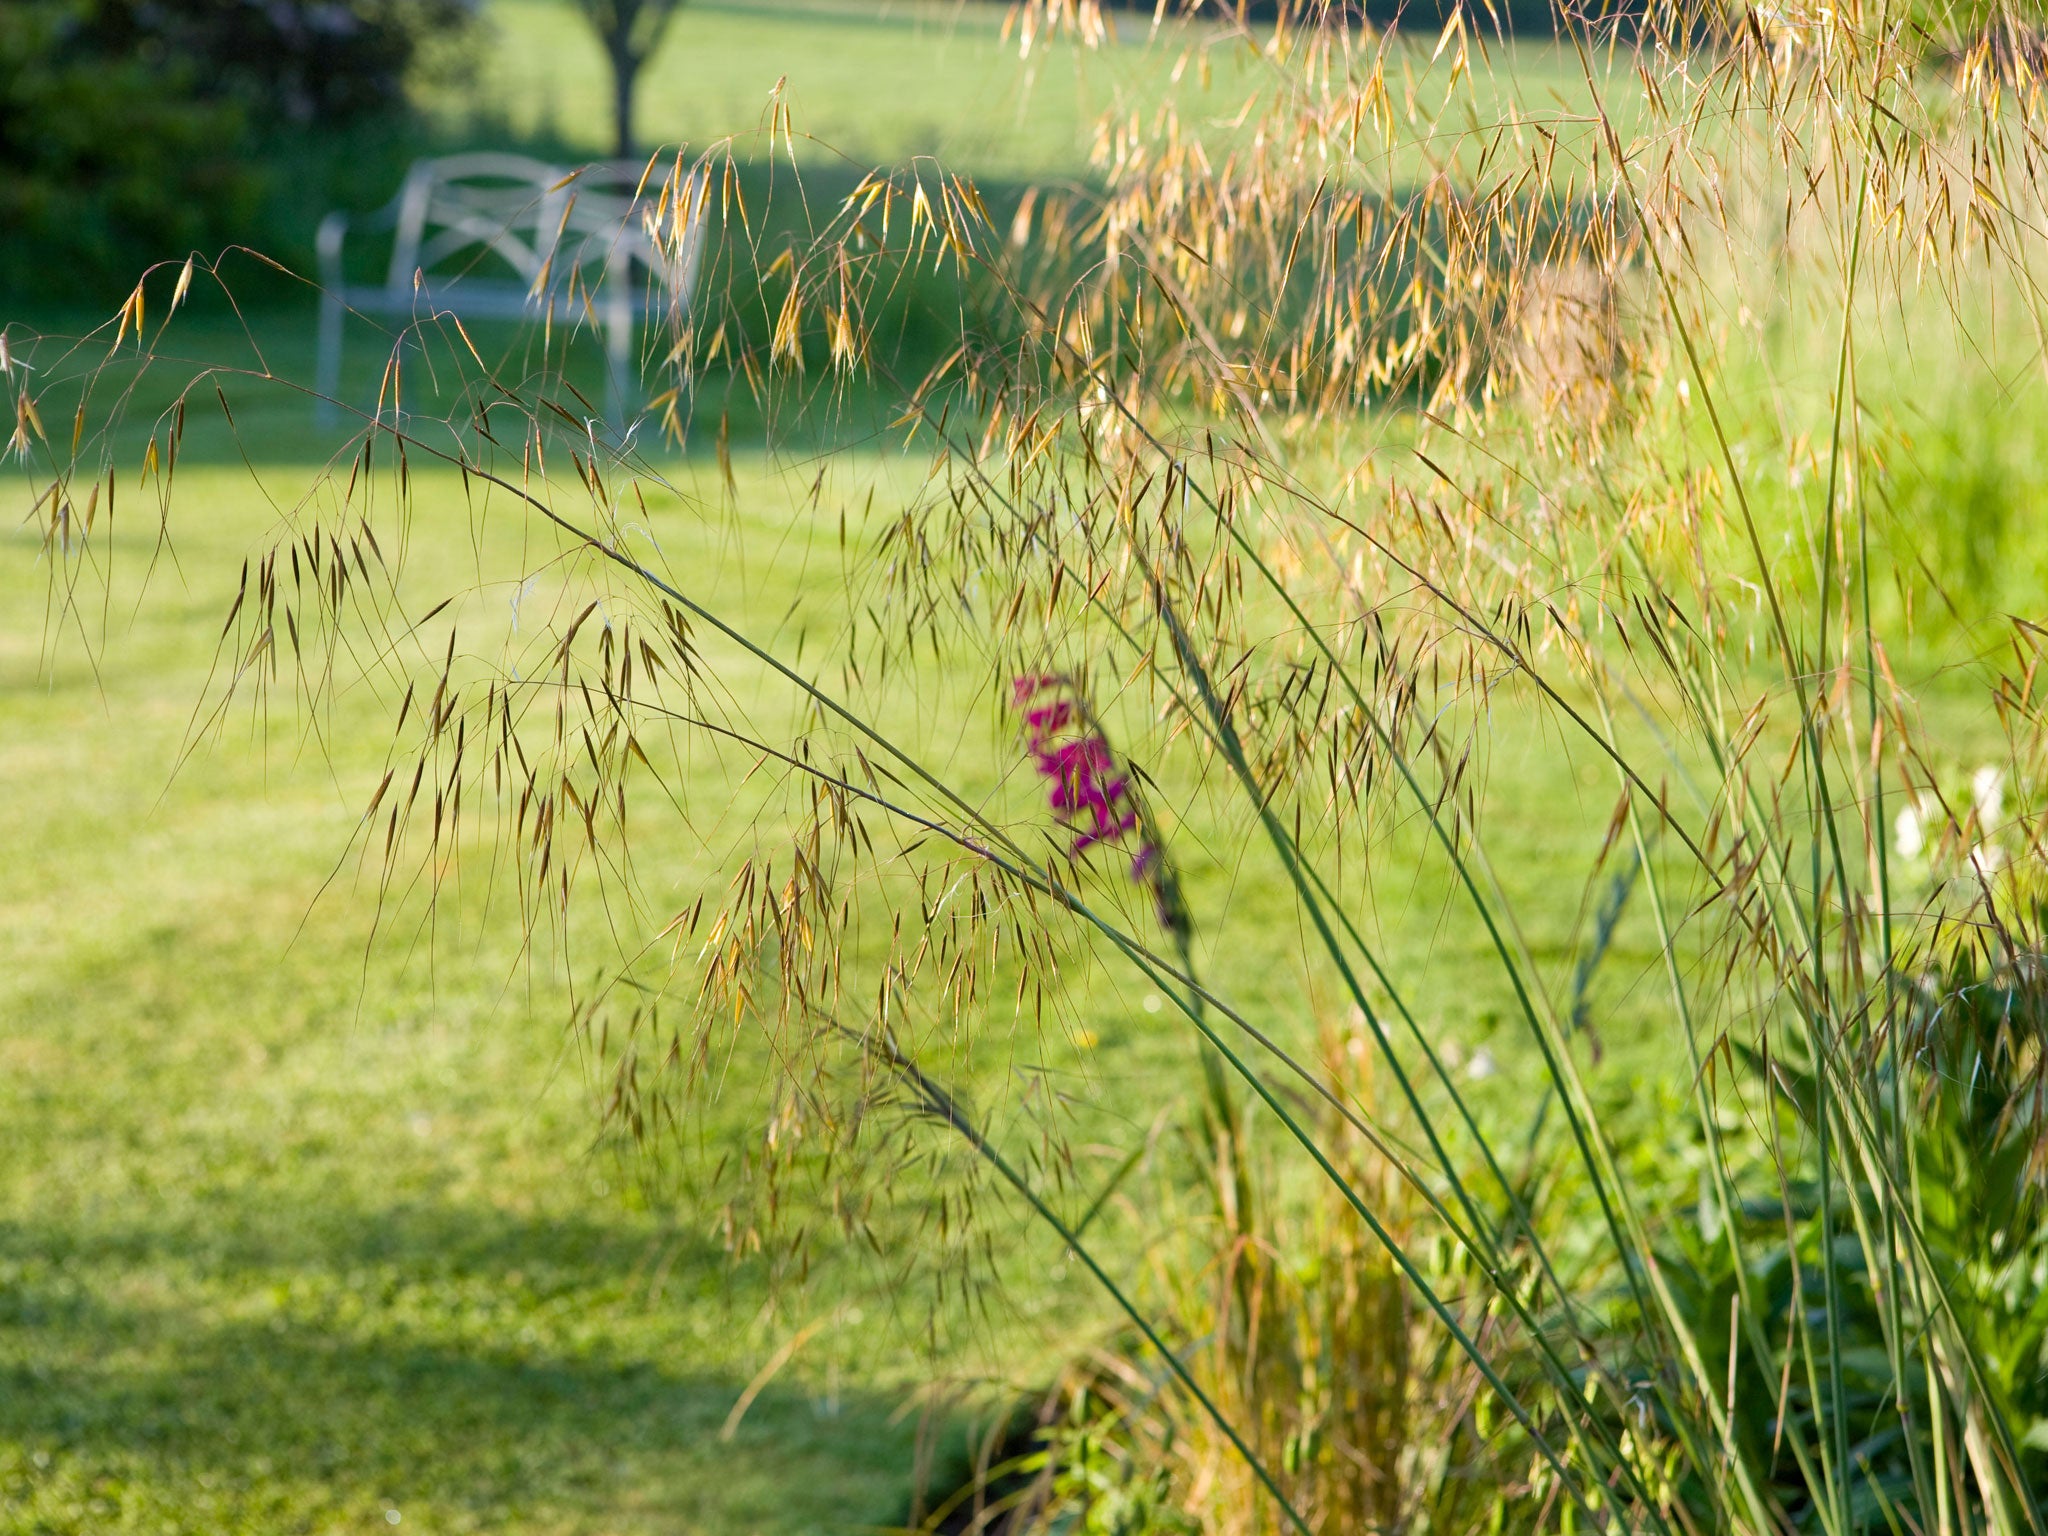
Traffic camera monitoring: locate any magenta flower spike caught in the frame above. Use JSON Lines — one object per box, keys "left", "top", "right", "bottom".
{"left": 1012, "top": 675, "right": 1188, "bottom": 941}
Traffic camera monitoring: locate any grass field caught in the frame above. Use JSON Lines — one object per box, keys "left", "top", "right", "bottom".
{"left": 18, "top": 410, "right": 1996, "bottom": 1529}
{"left": 460, "top": 0, "right": 1120, "bottom": 178}
{"left": 6, "top": 5, "right": 2038, "bottom": 1534}
{"left": 448, "top": 0, "right": 1629, "bottom": 182}
{"left": 0, "top": 423, "right": 1702, "bottom": 1533}
{"left": 0, "top": 462, "right": 872, "bottom": 1534}
{"left": 0, "top": 450, "right": 1150, "bottom": 1534}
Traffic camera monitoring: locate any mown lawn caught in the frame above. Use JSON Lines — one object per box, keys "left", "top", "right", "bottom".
{"left": 0, "top": 437, "right": 1700, "bottom": 1534}
{"left": 0, "top": 458, "right": 976, "bottom": 1534}
{"left": 3, "top": 443, "right": 2014, "bottom": 1529}
{"left": 8, "top": 424, "right": 1267, "bottom": 1531}
{"left": 444, "top": 0, "right": 1625, "bottom": 182}
{"left": 0, "top": 315, "right": 1700, "bottom": 1528}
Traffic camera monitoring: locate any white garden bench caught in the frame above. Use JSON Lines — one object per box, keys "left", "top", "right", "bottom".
{"left": 314, "top": 152, "right": 710, "bottom": 426}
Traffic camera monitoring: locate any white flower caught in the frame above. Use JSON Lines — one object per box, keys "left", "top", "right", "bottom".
{"left": 1894, "top": 803, "right": 1925, "bottom": 860}
{"left": 1895, "top": 792, "right": 1945, "bottom": 863}
{"left": 1466, "top": 1046, "right": 1497, "bottom": 1082}
{"left": 1973, "top": 766, "right": 2006, "bottom": 828}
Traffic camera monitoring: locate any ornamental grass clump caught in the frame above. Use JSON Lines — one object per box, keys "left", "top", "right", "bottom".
{"left": 18, "top": 0, "right": 2048, "bottom": 1529}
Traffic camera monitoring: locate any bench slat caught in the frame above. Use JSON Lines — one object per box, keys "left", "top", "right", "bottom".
{"left": 316, "top": 155, "right": 711, "bottom": 427}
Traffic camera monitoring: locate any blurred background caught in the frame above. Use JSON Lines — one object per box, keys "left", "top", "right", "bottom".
{"left": 0, "top": 0, "right": 1558, "bottom": 312}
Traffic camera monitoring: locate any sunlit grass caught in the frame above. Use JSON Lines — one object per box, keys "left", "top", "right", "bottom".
{"left": 0, "top": 438, "right": 1792, "bottom": 1531}
{"left": 0, "top": 459, "right": 1101, "bottom": 1534}
{"left": 444, "top": 0, "right": 1625, "bottom": 184}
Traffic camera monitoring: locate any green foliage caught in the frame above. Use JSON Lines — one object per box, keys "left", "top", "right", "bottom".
{"left": 1876, "top": 388, "right": 2048, "bottom": 623}
{"left": 25, "top": 8, "right": 2048, "bottom": 1536}
{"left": 0, "top": 5, "right": 257, "bottom": 301}
{"left": 1597, "top": 938, "right": 2048, "bottom": 1532}
{"left": 0, "top": 0, "right": 472, "bottom": 302}
{"left": 52, "top": 0, "right": 476, "bottom": 127}
{"left": 1035, "top": 1392, "right": 1201, "bottom": 1536}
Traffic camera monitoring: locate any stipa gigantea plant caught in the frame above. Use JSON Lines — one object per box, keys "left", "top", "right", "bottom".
{"left": 18, "top": 0, "right": 2048, "bottom": 1529}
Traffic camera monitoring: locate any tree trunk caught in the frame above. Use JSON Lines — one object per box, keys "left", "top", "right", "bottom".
{"left": 610, "top": 46, "right": 640, "bottom": 160}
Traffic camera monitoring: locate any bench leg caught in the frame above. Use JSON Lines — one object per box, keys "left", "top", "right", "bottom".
{"left": 604, "top": 290, "right": 634, "bottom": 432}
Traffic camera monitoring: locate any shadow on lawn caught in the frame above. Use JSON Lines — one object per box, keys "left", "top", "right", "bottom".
{"left": 0, "top": 1203, "right": 924, "bottom": 1528}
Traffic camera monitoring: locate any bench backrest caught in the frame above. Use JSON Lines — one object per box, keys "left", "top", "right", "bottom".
{"left": 370, "top": 153, "right": 705, "bottom": 308}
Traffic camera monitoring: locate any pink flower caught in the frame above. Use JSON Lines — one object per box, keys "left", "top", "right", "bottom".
{"left": 1018, "top": 678, "right": 1135, "bottom": 851}
{"left": 1038, "top": 740, "right": 1136, "bottom": 849}
{"left": 1013, "top": 675, "right": 1188, "bottom": 941}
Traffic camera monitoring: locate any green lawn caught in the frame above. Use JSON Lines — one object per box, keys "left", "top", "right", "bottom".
{"left": 0, "top": 449, "right": 1163, "bottom": 1534}
{"left": 461, "top": 0, "right": 1120, "bottom": 179}
{"left": 0, "top": 435, "right": 1722, "bottom": 1534}
{"left": 2, "top": 400, "right": 2018, "bottom": 1534}
{"left": 443, "top": 0, "right": 1624, "bottom": 183}
{"left": 7, "top": 6, "right": 2030, "bottom": 1534}
{"left": 0, "top": 334, "right": 1708, "bottom": 1529}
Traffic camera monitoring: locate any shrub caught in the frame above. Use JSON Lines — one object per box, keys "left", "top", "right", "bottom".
{"left": 0, "top": 5, "right": 257, "bottom": 300}
{"left": 0, "top": 0, "right": 473, "bottom": 302}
